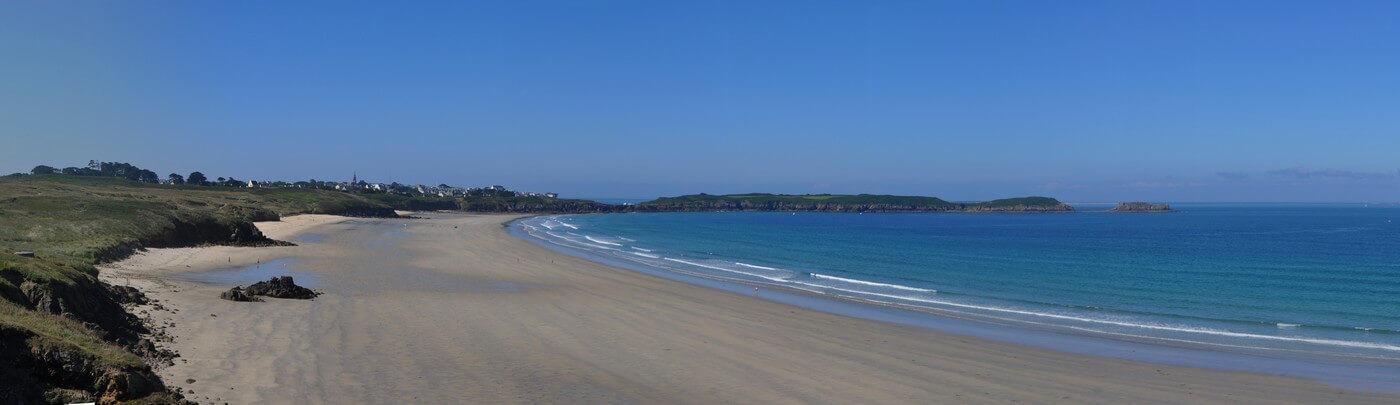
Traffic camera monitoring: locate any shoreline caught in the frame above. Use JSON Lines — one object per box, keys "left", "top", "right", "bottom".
{"left": 100, "top": 213, "right": 1400, "bottom": 403}
{"left": 509, "top": 215, "right": 1400, "bottom": 393}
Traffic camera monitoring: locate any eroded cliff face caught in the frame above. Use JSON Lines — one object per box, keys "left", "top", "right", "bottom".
{"left": 0, "top": 214, "right": 277, "bottom": 403}
{"left": 14, "top": 276, "right": 146, "bottom": 343}
{"left": 0, "top": 326, "right": 170, "bottom": 404}
{"left": 93, "top": 216, "right": 288, "bottom": 263}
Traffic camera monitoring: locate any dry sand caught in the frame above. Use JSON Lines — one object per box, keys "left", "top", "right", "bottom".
{"left": 100, "top": 213, "right": 1399, "bottom": 404}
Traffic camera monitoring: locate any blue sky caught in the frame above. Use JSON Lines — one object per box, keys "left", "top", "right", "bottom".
{"left": 2, "top": 1, "right": 1397, "bottom": 202}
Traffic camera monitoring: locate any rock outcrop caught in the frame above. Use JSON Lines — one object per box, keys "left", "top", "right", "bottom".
{"left": 0, "top": 326, "right": 177, "bottom": 404}
{"left": 246, "top": 276, "right": 320, "bottom": 299}
{"left": 218, "top": 286, "right": 261, "bottom": 302}
{"left": 220, "top": 276, "right": 319, "bottom": 301}
{"left": 1109, "top": 202, "right": 1175, "bottom": 212}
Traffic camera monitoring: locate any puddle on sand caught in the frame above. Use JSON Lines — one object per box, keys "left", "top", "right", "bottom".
{"left": 170, "top": 258, "right": 322, "bottom": 287}
{"left": 292, "top": 233, "right": 327, "bottom": 243}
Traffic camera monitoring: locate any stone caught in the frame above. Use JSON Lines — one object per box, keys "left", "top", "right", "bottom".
{"left": 243, "top": 276, "right": 319, "bottom": 299}
{"left": 217, "top": 287, "right": 260, "bottom": 302}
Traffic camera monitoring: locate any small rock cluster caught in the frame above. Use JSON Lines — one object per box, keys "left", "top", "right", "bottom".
{"left": 219, "top": 276, "right": 320, "bottom": 302}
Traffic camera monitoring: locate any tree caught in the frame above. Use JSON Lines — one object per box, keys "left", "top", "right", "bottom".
{"left": 31, "top": 165, "right": 57, "bottom": 175}
{"left": 168, "top": 173, "right": 185, "bottom": 185}
{"left": 137, "top": 169, "right": 159, "bottom": 183}
{"left": 187, "top": 171, "right": 207, "bottom": 186}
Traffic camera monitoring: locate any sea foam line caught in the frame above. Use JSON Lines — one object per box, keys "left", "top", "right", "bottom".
{"left": 631, "top": 252, "right": 661, "bottom": 259}
{"left": 544, "top": 231, "right": 618, "bottom": 251}
{"left": 583, "top": 235, "right": 622, "bottom": 246}
{"left": 522, "top": 220, "right": 1400, "bottom": 353}
{"left": 631, "top": 247, "right": 653, "bottom": 252}
{"left": 663, "top": 258, "right": 790, "bottom": 282}
{"left": 811, "top": 273, "right": 936, "bottom": 293}
{"left": 735, "top": 262, "right": 779, "bottom": 271}
{"left": 792, "top": 282, "right": 1400, "bottom": 352}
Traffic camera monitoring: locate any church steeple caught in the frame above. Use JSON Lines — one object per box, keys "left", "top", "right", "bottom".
{"left": 352, "top": 172, "right": 357, "bottom": 184}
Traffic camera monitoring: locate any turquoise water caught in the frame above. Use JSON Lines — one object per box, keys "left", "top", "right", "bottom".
{"left": 516, "top": 204, "right": 1400, "bottom": 361}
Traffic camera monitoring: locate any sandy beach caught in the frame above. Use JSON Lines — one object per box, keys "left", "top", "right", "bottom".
{"left": 99, "top": 213, "right": 1399, "bottom": 404}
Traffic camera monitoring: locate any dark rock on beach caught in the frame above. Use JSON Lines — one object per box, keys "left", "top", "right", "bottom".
{"left": 218, "top": 287, "right": 260, "bottom": 302}
{"left": 219, "top": 276, "right": 319, "bottom": 301}
{"left": 245, "top": 276, "right": 320, "bottom": 299}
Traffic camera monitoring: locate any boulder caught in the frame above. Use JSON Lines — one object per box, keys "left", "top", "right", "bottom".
{"left": 244, "top": 276, "right": 319, "bottom": 299}
{"left": 217, "top": 287, "right": 260, "bottom": 302}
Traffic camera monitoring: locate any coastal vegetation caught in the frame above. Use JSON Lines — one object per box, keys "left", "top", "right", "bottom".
{"left": 0, "top": 173, "right": 401, "bottom": 402}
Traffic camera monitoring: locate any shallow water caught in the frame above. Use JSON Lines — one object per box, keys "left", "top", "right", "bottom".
{"left": 170, "top": 258, "right": 323, "bottom": 287}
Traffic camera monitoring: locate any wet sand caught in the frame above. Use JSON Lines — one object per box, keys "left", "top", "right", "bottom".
{"left": 100, "top": 213, "right": 1399, "bottom": 404}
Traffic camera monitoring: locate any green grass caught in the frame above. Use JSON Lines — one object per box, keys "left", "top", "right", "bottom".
{"left": 0, "top": 300, "right": 144, "bottom": 368}
{"left": 0, "top": 252, "right": 95, "bottom": 290}
{"left": 0, "top": 174, "right": 405, "bottom": 388}
{"left": 0, "top": 175, "right": 394, "bottom": 276}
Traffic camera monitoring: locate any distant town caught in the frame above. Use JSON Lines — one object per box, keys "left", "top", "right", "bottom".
{"left": 24, "top": 160, "right": 560, "bottom": 199}
{"left": 237, "top": 177, "right": 559, "bottom": 200}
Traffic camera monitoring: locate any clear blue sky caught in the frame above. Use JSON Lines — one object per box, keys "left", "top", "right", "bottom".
{"left": 3, "top": 1, "right": 1398, "bottom": 202}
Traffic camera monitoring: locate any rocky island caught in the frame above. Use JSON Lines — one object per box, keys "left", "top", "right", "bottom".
{"left": 630, "top": 193, "right": 1075, "bottom": 213}
{"left": 1109, "top": 202, "right": 1176, "bottom": 212}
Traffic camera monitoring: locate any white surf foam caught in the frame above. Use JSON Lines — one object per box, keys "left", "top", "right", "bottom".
{"left": 786, "top": 284, "right": 1400, "bottom": 353}
{"left": 810, "top": 273, "right": 936, "bottom": 293}
{"left": 520, "top": 218, "right": 1400, "bottom": 354}
{"left": 544, "top": 231, "right": 618, "bottom": 251}
{"left": 631, "top": 252, "right": 661, "bottom": 259}
{"left": 663, "top": 258, "right": 790, "bottom": 282}
{"left": 735, "top": 262, "right": 779, "bottom": 271}
{"left": 630, "top": 247, "right": 653, "bottom": 252}
{"left": 584, "top": 235, "right": 623, "bottom": 246}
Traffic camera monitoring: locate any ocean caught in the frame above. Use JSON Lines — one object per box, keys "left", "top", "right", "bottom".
{"left": 514, "top": 204, "right": 1400, "bottom": 362}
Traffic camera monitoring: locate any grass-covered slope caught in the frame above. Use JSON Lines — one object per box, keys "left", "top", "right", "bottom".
{"left": 636, "top": 193, "right": 1072, "bottom": 212}
{"left": 1, "top": 175, "right": 395, "bottom": 265}
{"left": 0, "top": 174, "right": 400, "bottom": 403}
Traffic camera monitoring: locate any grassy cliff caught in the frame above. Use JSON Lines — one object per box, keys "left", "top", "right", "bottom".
{"left": 0, "top": 174, "right": 399, "bottom": 403}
